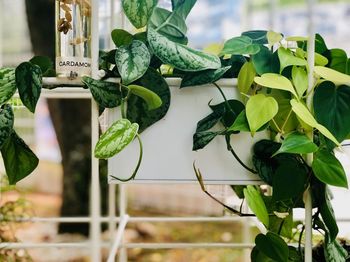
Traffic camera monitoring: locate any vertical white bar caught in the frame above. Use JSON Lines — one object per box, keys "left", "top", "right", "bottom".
{"left": 242, "top": 203, "right": 251, "bottom": 262}
{"left": 118, "top": 184, "right": 128, "bottom": 262}
{"left": 90, "top": 0, "right": 101, "bottom": 260}
{"left": 305, "top": 0, "right": 316, "bottom": 261}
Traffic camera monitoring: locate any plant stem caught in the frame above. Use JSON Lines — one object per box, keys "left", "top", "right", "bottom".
{"left": 280, "top": 109, "right": 293, "bottom": 133}
{"left": 271, "top": 118, "right": 282, "bottom": 133}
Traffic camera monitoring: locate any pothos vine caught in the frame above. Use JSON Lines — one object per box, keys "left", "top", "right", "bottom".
{"left": 1, "top": 0, "right": 350, "bottom": 261}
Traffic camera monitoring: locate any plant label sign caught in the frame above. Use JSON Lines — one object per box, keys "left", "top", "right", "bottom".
{"left": 107, "top": 85, "right": 265, "bottom": 184}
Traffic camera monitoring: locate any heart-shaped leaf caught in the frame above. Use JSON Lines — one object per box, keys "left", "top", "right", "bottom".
{"left": 278, "top": 47, "right": 307, "bottom": 72}
{"left": 128, "top": 84, "right": 162, "bottom": 110}
{"left": 148, "top": 28, "right": 221, "bottom": 71}
{"left": 115, "top": 40, "right": 151, "bottom": 85}
{"left": 228, "top": 110, "right": 268, "bottom": 132}
{"left": 180, "top": 66, "right": 230, "bottom": 88}
{"left": 246, "top": 94, "right": 278, "bottom": 135}
{"left": 15, "top": 62, "right": 42, "bottom": 113}
{"left": 122, "top": 0, "right": 158, "bottom": 29}
{"left": 290, "top": 99, "right": 340, "bottom": 146}
{"left": 111, "top": 29, "right": 133, "bottom": 47}
{"left": 0, "top": 68, "right": 17, "bottom": 105}
{"left": 273, "top": 132, "right": 318, "bottom": 156}
{"left": 94, "top": 119, "right": 139, "bottom": 159}
{"left": 314, "top": 66, "right": 350, "bottom": 85}
{"left": 0, "top": 104, "right": 14, "bottom": 149}
{"left": 1, "top": 131, "right": 39, "bottom": 185}
{"left": 237, "top": 61, "right": 256, "bottom": 98}
{"left": 328, "top": 48, "right": 350, "bottom": 74}
{"left": 254, "top": 73, "right": 298, "bottom": 98}
{"left": 314, "top": 82, "right": 350, "bottom": 142}
{"left": 267, "top": 31, "right": 283, "bottom": 46}
{"left": 255, "top": 232, "right": 289, "bottom": 261}
{"left": 312, "top": 149, "right": 348, "bottom": 188}
{"left": 244, "top": 186, "right": 269, "bottom": 227}
{"left": 221, "top": 35, "right": 260, "bottom": 55}
{"left": 292, "top": 66, "right": 308, "bottom": 98}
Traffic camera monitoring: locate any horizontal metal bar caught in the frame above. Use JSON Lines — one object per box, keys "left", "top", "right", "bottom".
{"left": 2, "top": 216, "right": 244, "bottom": 223}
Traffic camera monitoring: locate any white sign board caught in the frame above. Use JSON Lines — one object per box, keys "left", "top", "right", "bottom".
{"left": 107, "top": 84, "right": 264, "bottom": 184}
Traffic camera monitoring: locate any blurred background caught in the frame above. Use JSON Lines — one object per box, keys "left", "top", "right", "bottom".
{"left": 1, "top": 0, "right": 350, "bottom": 261}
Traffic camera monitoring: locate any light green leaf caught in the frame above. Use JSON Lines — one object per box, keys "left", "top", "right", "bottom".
{"left": 290, "top": 99, "right": 340, "bottom": 146}
{"left": 246, "top": 94, "right": 278, "bottom": 135}
{"left": 0, "top": 68, "right": 17, "bottom": 105}
{"left": 296, "top": 48, "right": 328, "bottom": 66}
{"left": 128, "top": 84, "right": 162, "bottom": 110}
{"left": 285, "top": 36, "right": 308, "bottom": 42}
{"left": 148, "top": 28, "right": 221, "bottom": 71}
{"left": 273, "top": 132, "right": 318, "bottom": 156}
{"left": 244, "top": 186, "right": 269, "bottom": 227}
{"left": 314, "top": 66, "right": 350, "bottom": 85}
{"left": 312, "top": 149, "right": 348, "bottom": 188}
{"left": 122, "top": 0, "right": 158, "bottom": 29}
{"left": 94, "top": 119, "right": 139, "bottom": 159}
{"left": 237, "top": 61, "right": 255, "bottom": 98}
{"left": 0, "top": 104, "right": 14, "bottom": 149}
{"left": 254, "top": 73, "right": 298, "bottom": 98}
{"left": 292, "top": 66, "right": 308, "bottom": 98}
{"left": 111, "top": 29, "right": 133, "bottom": 47}
{"left": 221, "top": 35, "right": 260, "bottom": 55}
{"left": 267, "top": 31, "right": 283, "bottom": 46}
{"left": 278, "top": 47, "right": 307, "bottom": 72}
{"left": 115, "top": 40, "right": 151, "bottom": 85}
{"left": 255, "top": 232, "right": 289, "bottom": 261}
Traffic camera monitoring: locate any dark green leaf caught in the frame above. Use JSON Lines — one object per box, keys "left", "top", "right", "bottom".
{"left": 288, "top": 246, "right": 302, "bottom": 261}
{"left": 314, "top": 81, "right": 350, "bottom": 142}
{"left": 221, "top": 35, "right": 260, "bottom": 55}
{"left": 324, "top": 233, "right": 348, "bottom": 262}
{"left": 192, "top": 131, "right": 220, "bottom": 151}
{"left": 315, "top": 33, "right": 328, "bottom": 54}
{"left": 180, "top": 66, "right": 230, "bottom": 88}
{"left": 0, "top": 104, "right": 14, "bottom": 149}
{"left": 328, "top": 49, "right": 349, "bottom": 75}
{"left": 312, "top": 149, "right": 348, "bottom": 188}
{"left": 255, "top": 232, "right": 289, "bottom": 261}
{"left": 122, "top": 0, "right": 158, "bottom": 29}
{"left": 148, "top": 28, "right": 221, "bottom": 71}
{"left": 252, "top": 46, "right": 280, "bottom": 75}
{"left": 94, "top": 119, "right": 139, "bottom": 159}
{"left": 29, "top": 56, "right": 53, "bottom": 76}
{"left": 196, "top": 111, "right": 223, "bottom": 133}
{"left": 231, "top": 185, "right": 246, "bottom": 199}
{"left": 111, "top": 29, "right": 133, "bottom": 47}
{"left": 115, "top": 40, "right": 150, "bottom": 85}
{"left": 209, "top": 99, "right": 245, "bottom": 128}
{"left": 273, "top": 132, "right": 318, "bottom": 156}
{"left": 15, "top": 62, "right": 42, "bottom": 113}
{"left": 242, "top": 30, "right": 268, "bottom": 44}
{"left": 128, "top": 84, "right": 162, "bottom": 110}
{"left": 127, "top": 68, "right": 170, "bottom": 132}
{"left": 82, "top": 77, "right": 123, "bottom": 108}
{"left": 1, "top": 131, "right": 39, "bottom": 185}
{"left": 0, "top": 68, "right": 16, "bottom": 105}
{"left": 244, "top": 186, "right": 269, "bottom": 227}
{"left": 251, "top": 246, "right": 275, "bottom": 262}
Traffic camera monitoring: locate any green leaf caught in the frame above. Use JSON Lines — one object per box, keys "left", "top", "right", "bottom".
{"left": 171, "top": 0, "right": 196, "bottom": 19}
{"left": 0, "top": 68, "right": 17, "bottom": 105}
{"left": 195, "top": 110, "right": 223, "bottom": 133}
{"left": 312, "top": 149, "right": 348, "bottom": 188}
{"left": 193, "top": 131, "right": 220, "bottom": 151}
{"left": 127, "top": 68, "right": 170, "bottom": 132}
{"left": 180, "top": 66, "right": 230, "bottom": 88}
{"left": 314, "top": 82, "right": 350, "bottom": 142}
{"left": 82, "top": 77, "right": 123, "bottom": 108}
{"left": 15, "top": 62, "right": 42, "bottom": 113}
{"left": 295, "top": 48, "right": 328, "bottom": 66}
{"left": 29, "top": 56, "right": 53, "bottom": 76}
{"left": 320, "top": 187, "right": 339, "bottom": 242}
{"left": 148, "top": 28, "right": 221, "bottom": 71}
{"left": 209, "top": 99, "right": 245, "bottom": 128}
{"left": 94, "top": 119, "right": 139, "bottom": 159}
{"left": 221, "top": 35, "right": 260, "bottom": 55}
{"left": 278, "top": 47, "right": 307, "bottom": 72}
{"left": 115, "top": 40, "right": 151, "bottom": 85}
{"left": 254, "top": 73, "right": 298, "bottom": 98}
{"left": 271, "top": 96, "right": 299, "bottom": 133}
{"left": 246, "top": 94, "right": 278, "bottom": 135}
{"left": 290, "top": 99, "right": 340, "bottom": 146}
{"left": 244, "top": 186, "right": 269, "bottom": 227}
{"left": 228, "top": 110, "right": 268, "bottom": 133}
{"left": 127, "top": 84, "right": 162, "bottom": 110}
{"left": 292, "top": 66, "right": 308, "bottom": 98}
{"left": 273, "top": 132, "right": 318, "bottom": 156}
{"left": 242, "top": 30, "right": 268, "bottom": 44}
{"left": 251, "top": 246, "right": 275, "bottom": 262}
{"left": 149, "top": 7, "right": 188, "bottom": 44}
{"left": 1, "top": 131, "right": 39, "bottom": 185}
{"left": 238, "top": 61, "right": 256, "bottom": 98}
{"left": 314, "top": 66, "right": 350, "bottom": 85}
{"left": 267, "top": 31, "right": 283, "bottom": 46}
{"left": 255, "top": 232, "right": 289, "bottom": 261}
{"left": 272, "top": 158, "right": 308, "bottom": 201}
{"left": 0, "top": 104, "right": 14, "bottom": 149}
{"left": 328, "top": 48, "right": 350, "bottom": 75}
{"left": 111, "top": 29, "right": 133, "bottom": 47}
{"left": 122, "top": 0, "right": 158, "bottom": 29}
{"left": 252, "top": 46, "right": 280, "bottom": 75}
{"left": 324, "top": 234, "right": 348, "bottom": 262}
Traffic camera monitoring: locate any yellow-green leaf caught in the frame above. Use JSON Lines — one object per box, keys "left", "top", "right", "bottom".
{"left": 254, "top": 73, "right": 298, "bottom": 98}
{"left": 238, "top": 61, "right": 255, "bottom": 100}
{"left": 314, "top": 66, "right": 350, "bottom": 85}
{"left": 292, "top": 66, "right": 308, "bottom": 98}
{"left": 128, "top": 84, "right": 162, "bottom": 110}
{"left": 267, "top": 31, "right": 283, "bottom": 46}
{"left": 278, "top": 47, "right": 307, "bottom": 72}
{"left": 285, "top": 36, "right": 308, "bottom": 42}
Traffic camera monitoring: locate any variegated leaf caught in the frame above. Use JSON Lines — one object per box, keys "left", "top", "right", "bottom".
{"left": 0, "top": 104, "right": 14, "bottom": 149}
{"left": 0, "top": 68, "right": 17, "bottom": 105}
{"left": 122, "top": 0, "right": 158, "bottom": 29}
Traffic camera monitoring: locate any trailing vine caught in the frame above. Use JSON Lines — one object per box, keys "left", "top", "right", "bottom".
{"left": 1, "top": 0, "right": 350, "bottom": 261}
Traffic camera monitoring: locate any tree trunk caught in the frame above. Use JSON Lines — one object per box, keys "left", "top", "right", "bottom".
{"left": 25, "top": 0, "right": 107, "bottom": 235}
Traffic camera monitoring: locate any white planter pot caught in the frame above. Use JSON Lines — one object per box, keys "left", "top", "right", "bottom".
{"left": 107, "top": 81, "right": 266, "bottom": 184}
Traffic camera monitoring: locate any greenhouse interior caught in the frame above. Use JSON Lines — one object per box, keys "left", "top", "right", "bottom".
{"left": 1, "top": 0, "right": 350, "bottom": 261}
